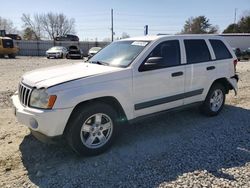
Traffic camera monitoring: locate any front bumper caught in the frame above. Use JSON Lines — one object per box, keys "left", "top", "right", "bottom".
{"left": 11, "top": 93, "right": 73, "bottom": 137}
{"left": 47, "top": 53, "right": 61, "bottom": 58}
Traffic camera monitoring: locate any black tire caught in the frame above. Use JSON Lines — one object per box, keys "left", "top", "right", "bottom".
{"left": 65, "top": 103, "right": 119, "bottom": 156}
{"left": 8, "top": 54, "right": 16, "bottom": 58}
{"left": 200, "top": 83, "right": 226, "bottom": 116}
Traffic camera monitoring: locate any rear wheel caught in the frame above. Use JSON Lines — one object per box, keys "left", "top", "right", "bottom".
{"left": 200, "top": 83, "right": 226, "bottom": 116}
{"left": 8, "top": 54, "right": 15, "bottom": 58}
{"left": 66, "top": 103, "right": 119, "bottom": 156}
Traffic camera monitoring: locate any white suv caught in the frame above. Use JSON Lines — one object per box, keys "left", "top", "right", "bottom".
{"left": 12, "top": 35, "right": 239, "bottom": 155}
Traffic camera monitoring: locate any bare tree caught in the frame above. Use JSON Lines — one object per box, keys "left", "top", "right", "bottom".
{"left": 21, "top": 14, "right": 43, "bottom": 40}
{"left": 0, "top": 16, "right": 18, "bottom": 33}
{"left": 40, "top": 12, "right": 75, "bottom": 40}
{"left": 21, "top": 12, "right": 75, "bottom": 40}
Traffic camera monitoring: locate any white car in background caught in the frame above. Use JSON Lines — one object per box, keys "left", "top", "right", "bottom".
{"left": 46, "top": 46, "right": 68, "bottom": 59}
{"left": 88, "top": 47, "right": 102, "bottom": 57}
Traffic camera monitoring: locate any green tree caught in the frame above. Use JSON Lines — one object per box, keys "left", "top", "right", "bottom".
{"left": 22, "top": 27, "right": 38, "bottom": 40}
{"left": 182, "top": 16, "right": 218, "bottom": 34}
{"left": 238, "top": 16, "right": 250, "bottom": 33}
{"left": 223, "top": 24, "right": 240, "bottom": 33}
{"left": 223, "top": 11, "right": 250, "bottom": 33}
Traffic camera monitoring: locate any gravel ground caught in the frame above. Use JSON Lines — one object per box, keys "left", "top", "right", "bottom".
{"left": 0, "top": 56, "right": 249, "bottom": 188}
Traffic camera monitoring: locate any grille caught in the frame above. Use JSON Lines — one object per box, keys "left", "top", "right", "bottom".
{"left": 18, "top": 83, "right": 32, "bottom": 106}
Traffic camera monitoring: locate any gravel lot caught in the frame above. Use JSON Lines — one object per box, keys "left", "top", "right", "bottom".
{"left": 0, "top": 56, "right": 250, "bottom": 188}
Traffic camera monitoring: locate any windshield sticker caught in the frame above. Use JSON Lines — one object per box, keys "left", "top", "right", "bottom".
{"left": 131, "top": 41, "right": 148, "bottom": 46}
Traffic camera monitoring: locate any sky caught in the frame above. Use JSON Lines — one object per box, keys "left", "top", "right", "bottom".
{"left": 0, "top": 0, "right": 249, "bottom": 41}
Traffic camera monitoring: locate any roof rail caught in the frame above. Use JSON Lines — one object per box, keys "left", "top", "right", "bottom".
{"left": 157, "top": 33, "right": 171, "bottom": 36}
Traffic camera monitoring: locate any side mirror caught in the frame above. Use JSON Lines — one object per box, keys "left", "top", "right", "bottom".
{"left": 145, "top": 57, "right": 163, "bottom": 65}
{"left": 139, "top": 56, "right": 164, "bottom": 71}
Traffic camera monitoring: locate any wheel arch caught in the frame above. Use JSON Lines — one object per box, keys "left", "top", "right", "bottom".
{"left": 210, "top": 77, "right": 233, "bottom": 94}
{"left": 63, "top": 96, "right": 128, "bottom": 135}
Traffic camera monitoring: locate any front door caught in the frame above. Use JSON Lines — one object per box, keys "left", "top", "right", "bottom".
{"left": 133, "top": 40, "right": 185, "bottom": 118}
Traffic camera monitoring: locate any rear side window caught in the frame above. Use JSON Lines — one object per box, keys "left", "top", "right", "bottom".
{"left": 209, "top": 39, "right": 232, "bottom": 60}
{"left": 184, "top": 39, "right": 211, "bottom": 64}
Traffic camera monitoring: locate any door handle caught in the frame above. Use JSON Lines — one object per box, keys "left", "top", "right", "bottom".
{"left": 206, "top": 66, "right": 215, "bottom": 70}
{"left": 171, "top": 71, "right": 183, "bottom": 77}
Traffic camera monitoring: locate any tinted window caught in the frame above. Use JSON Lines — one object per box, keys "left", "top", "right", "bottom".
{"left": 209, "top": 39, "right": 232, "bottom": 60}
{"left": 2, "top": 39, "right": 13, "bottom": 48}
{"left": 140, "top": 40, "right": 180, "bottom": 71}
{"left": 184, "top": 40, "right": 211, "bottom": 64}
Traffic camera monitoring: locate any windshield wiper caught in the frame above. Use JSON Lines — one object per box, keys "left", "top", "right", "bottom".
{"left": 90, "top": 61, "right": 109, "bottom": 66}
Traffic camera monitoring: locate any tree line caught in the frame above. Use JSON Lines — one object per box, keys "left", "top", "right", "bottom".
{"left": 0, "top": 11, "right": 249, "bottom": 41}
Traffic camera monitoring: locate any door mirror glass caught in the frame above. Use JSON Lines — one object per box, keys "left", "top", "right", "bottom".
{"left": 145, "top": 57, "right": 163, "bottom": 65}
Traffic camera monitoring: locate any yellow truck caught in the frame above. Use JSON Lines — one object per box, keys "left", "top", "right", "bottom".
{"left": 0, "top": 36, "right": 19, "bottom": 58}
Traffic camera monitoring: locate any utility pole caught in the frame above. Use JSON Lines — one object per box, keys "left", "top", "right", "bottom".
{"left": 111, "top": 8, "right": 114, "bottom": 42}
{"left": 144, "top": 25, "right": 148, "bottom": 35}
{"left": 234, "top": 8, "right": 237, "bottom": 32}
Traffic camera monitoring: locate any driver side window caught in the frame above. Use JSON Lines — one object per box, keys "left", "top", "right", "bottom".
{"left": 139, "top": 40, "right": 180, "bottom": 72}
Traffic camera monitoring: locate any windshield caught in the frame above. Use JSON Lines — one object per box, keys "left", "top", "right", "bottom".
{"left": 89, "top": 40, "right": 149, "bottom": 67}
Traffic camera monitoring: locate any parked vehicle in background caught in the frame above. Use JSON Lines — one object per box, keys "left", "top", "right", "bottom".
{"left": 242, "top": 48, "right": 250, "bottom": 60}
{"left": 88, "top": 47, "right": 102, "bottom": 58}
{"left": 55, "top": 34, "right": 79, "bottom": 41}
{"left": 0, "top": 30, "right": 6, "bottom": 37}
{"left": 46, "top": 46, "right": 68, "bottom": 59}
{"left": 12, "top": 35, "right": 238, "bottom": 156}
{"left": 0, "top": 36, "right": 19, "bottom": 58}
{"left": 66, "top": 45, "right": 83, "bottom": 59}
{"left": 232, "top": 48, "right": 242, "bottom": 61}
{"left": 6, "top": 34, "right": 22, "bottom": 40}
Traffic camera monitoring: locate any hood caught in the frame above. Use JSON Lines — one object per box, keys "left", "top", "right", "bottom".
{"left": 22, "top": 63, "right": 122, "bottom": 88}
{"left": 46, "top": 49, "right": 62, "bottom": 53}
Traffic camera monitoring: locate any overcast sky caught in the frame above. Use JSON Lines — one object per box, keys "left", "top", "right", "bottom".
{"left": 1, "top": 0, "right": 249, "bottom": 40}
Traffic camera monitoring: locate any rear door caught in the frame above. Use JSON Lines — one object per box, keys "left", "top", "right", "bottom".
{"left": 183, "top": 39, "right": 215, "bottom": 105}
{"left": 133, "top": 40, "right": 185, "bottom": 117}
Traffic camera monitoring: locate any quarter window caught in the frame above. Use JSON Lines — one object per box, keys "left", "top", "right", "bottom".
{"left": 184, "top": 39, "right": 211, "bottom": 64}
{"left": 209, "top": 39, "right": 232, "bottom": 60}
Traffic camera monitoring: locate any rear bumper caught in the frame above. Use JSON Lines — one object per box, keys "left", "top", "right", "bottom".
{"left": 231, "top": 74, "right": 239, "bottom": 82}
{"left": 227, "top": 74, "right": 239, "bottom": 95}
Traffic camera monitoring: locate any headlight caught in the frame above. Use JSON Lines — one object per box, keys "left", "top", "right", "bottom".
{"left": 29, "top": 89, "right": 57, "bottom": 109}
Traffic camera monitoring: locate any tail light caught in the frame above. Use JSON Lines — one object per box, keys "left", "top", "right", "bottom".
{"left": 233, "top": 59, "right": 238, "bottom": 73}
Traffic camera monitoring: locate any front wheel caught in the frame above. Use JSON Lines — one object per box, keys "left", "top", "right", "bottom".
{"left": 65, "top": 103, "right": 119, "bottom": 156}
{"left": 200, "top": 83, "right": 226, "bottom": 116}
